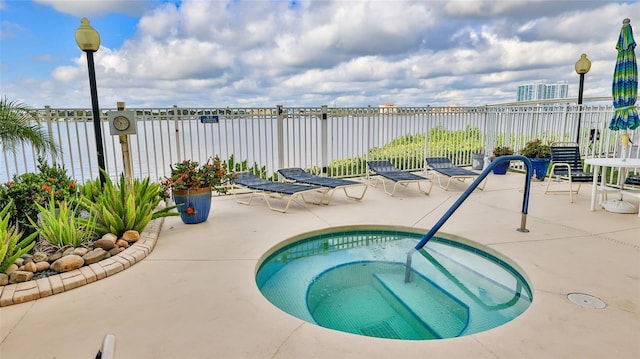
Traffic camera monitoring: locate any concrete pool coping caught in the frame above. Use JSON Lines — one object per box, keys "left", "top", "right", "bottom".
{"left": 1, "top": 172, "right": 638, "bottom": 358}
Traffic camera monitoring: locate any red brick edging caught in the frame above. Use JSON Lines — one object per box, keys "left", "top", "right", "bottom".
{"left": 0, "top": 217, "right": 164, "bottom": 307}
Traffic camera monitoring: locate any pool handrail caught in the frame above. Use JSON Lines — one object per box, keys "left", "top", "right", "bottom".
{"left": 405, "top": 155, "right": 533, "bottom": 283}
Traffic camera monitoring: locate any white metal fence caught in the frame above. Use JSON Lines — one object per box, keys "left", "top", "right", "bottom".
{"left": 1, "top": 103, "right": 638, "bottom": 184}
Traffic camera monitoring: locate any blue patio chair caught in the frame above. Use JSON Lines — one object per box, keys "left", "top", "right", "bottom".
{"left": 277, "top": 168, "right": 368, "bottom": 204}
{"left": 424, "top": 157, "right": 486, "bottom": 191}
{"left": 544, "top": 142, "right": 597, "bottom": 203}
{"left": 233, "top": 172, "right": 329, "bottom": 213}
{"left": 625, "top": 174, "right": 640, "bottom": 186}
{"left": 366, "top": 160, "right": 433, "bottom": 196}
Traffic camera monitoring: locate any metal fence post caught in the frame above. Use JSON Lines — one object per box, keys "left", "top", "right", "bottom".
{"left": 321, "top": 105, "right": 328, "bottom": 174}
{"left": 45, "top": 105, "right": 56, "bottom": 166}
{"left": 173, "top": 105, "right": 181, "bottom": 162}
{"left": 277, "top": 105, "right": 284, "bottom": 171}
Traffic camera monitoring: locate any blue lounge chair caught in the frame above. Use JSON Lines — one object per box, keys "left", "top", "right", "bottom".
{"left": 544, "top": 142, "right": 597, "bottom": 203}
{"left": 424, "top": 157, "right": 486, "bottom": 191}
{"left": 366, "top": 160, "right": 433, "bottom": 196}
{"left": 278, "top": 168, "right": 368, "bottom": 204}
{"left": 233, "top": 172, "right": 328, "bottom": 212}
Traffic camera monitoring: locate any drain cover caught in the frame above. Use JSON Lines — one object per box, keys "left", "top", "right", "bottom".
{"left": 567, "top": 293, "right": 606, "bottom": 309}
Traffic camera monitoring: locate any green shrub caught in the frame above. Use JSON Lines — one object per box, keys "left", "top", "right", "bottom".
{"left": 0, "top": 157, "right": 77, "bottom": 235}
{"left": 0, "top": 200, "right": 37, "bottom": 272}
{"left": 80, "top": 172, "right": 177, "bottom": 237}
{"left": 28, "top": 194, "right": 96, "bottom": 249}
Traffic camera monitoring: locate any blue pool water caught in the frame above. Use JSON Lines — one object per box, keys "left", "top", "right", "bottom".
{"left": 256, "top": 227, "right": 532, "bottom": 340}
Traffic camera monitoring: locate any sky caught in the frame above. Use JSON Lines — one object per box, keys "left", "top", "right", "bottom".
{"left": 1, "top": 0, "right": 640, "bottom": 109}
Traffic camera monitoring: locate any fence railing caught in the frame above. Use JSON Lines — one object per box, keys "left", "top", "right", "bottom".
{"left": 1, "top": 102, "right": 638, "bottom": 184}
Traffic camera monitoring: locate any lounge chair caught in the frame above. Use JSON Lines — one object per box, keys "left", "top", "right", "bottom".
{"left": 366, "top": 160, "right": 433, "bottom": 196}
{"left": 277, "top": 168, "right": 368, "bottom": 204}
{"left": 233, "top": 172, "right": 328, "bottom": 213}
{"left": 544, "top": 142, "right": 597, "bottom": 203}
{"left": 424, "top": 157, "right": 486, "bottom": 191}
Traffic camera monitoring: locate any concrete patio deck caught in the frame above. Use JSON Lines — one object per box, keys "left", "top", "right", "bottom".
{"left": 1, "top": 172, "right": 639, "bottom": 358}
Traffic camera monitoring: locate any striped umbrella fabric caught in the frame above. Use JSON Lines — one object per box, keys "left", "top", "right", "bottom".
{"left": 610, "top": 18, "right": 639, "bottom": 131}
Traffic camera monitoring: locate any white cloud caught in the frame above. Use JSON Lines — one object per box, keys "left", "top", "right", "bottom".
{"left": 34, "top": 0, "right": 152, "bottom": 17}
{"left": 4, "top": 0, "right": 640, "bottom": 108}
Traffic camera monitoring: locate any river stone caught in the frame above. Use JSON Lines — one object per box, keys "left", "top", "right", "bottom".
{"left": 102, "top": 233, "right": 118, "bottom": 244}
{"left": 92, "top": 238, "right": 116, "bottom": 250}
{"left": 108, "top": 247, "right": 124, "bottom": 256}
{"left": 116, "top": 239, "right": 129, "bottom": 248}
{"left": 14, "top": 258, "right": 24, "bottom": 267}
{"left": 48, "top": 251, "right": 64, "bottom": 262}
{"left": 9, "top": 270, "right": 33, "bottom": 284}
{"left": 73, "top": 247, "right": 89, "bottom": 256}
{"left": 35, "top": 261, "right": 50, "bottom": 272}
{"left": 4, "top": 264, "right": 18, "bottom": 275}
{"left": 0, "top": 273, "right": 7, "bottom": 285}
{"left": 83, "top": 248, "right": 108, "bottom": 265}
{"left": 122, "top": 230, "right": 140, "bottom": 243}
{"left": 51, "top": 255, "right": 84, "bottom": 273}
{"left": 23, "top": 261, "right": 37, "bottom": 273}
{"left": 33, "top": 252, "right": 49, "bottom": 262}
{"left": 62, "top": 247, "right": 75, "bottom": 256}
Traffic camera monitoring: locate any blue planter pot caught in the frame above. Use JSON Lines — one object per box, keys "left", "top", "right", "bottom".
{"left": 173, "top": 187, "right": 212, "bottom": 224}
{"left": 529, "top": 158, "right": 551, "bottom": 181}
{"left": 492, "top": 160, "right": 510, "bottom": 175}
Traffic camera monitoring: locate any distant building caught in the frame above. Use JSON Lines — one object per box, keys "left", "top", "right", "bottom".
{"left": 379, "top": 102, "right": 398, "bottom": 114}
{"left": 517, "top": 81, "right": 568, "bottom": 101}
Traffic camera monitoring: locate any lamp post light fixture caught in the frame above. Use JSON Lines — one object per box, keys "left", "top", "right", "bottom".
{"left": 574, "top": 53, "right": 592, "bottom": 144}
{"left": 75, "top": 17, "right": 106, "bottom": 184}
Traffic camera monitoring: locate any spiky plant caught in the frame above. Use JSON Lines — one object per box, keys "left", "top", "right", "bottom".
{"left": 0, "top": 200, "right": 37, "bottom": 273}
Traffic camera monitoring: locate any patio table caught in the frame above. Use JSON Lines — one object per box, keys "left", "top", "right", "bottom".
{"left": 584, "top": 157, "right": 640, "bottom": 214}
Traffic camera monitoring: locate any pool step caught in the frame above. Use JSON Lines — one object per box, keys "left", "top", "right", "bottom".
{"left": 373, "top": 272, "right": 469, "bottom": 338}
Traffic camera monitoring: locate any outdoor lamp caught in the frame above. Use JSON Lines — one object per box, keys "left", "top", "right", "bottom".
{"left": 575, "top": 53, "right": 592, "bottom": 75}
{"left": 75, "top": 18, "right": 100, "bottom": 51}
{"left": 574, "top": 53, "right": 591, "bottom": 144}
{"left": 75, "top": 18, "right": 106, "bottom": 184}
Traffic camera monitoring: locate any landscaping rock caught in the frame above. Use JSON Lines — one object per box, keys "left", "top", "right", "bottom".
{"left": 102, "top": 233, "right": 118, "bottom": 244}
{"left": 35, "top": 261, "right": 50, "bottom": 272}
{"left": 73, "top": 247, "right": 89, "bottom": 256}
{"left": 0, "top": 273, "right": 8, "bottom": 285}
{"left": 51, "top": 255, "right": 84, "bottom": 273}
{"left": 48, "top": 251, "right": 64, "bottom": 262}
{"left": 14, "top": 258, "right": 24, "bottom": 266}
{"left": 92, "top": 238, "right": 116, "bottom": 251}
{"left": 83, "top": 248, "right": 108, "bottom": 265}
{"left": 9, "top": 270, "right": 33, "bottom": 284}
{"left": 23, "top": 261, "right": 37, "bottom": 273}
{"left": 33, "top": 252, "right": 49, "bottom": 262}
{"left": 5, "top": 264, "right": 18, "bottom": 275}
{"left": 62, "top": 247, "right": 75, "bottom": 256}
{"left": 108, "top": 247, "right": 123, "bottom": 256}
{"left": 122, "top": 230, "right": 140, "bottom": 243}
{"left": 116, "top": 239, "right": 129, "bottom": 248}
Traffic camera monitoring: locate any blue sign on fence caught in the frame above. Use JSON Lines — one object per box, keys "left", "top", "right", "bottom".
{"left": 200, "top": 115, "right": 219, "bottom": 123}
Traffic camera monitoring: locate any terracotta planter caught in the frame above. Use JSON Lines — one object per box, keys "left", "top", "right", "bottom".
{"left": 172, "top": 187, "right": 212, "bottom": 224}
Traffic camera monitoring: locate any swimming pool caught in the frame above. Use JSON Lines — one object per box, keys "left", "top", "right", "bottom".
{"left": 256, "top": 226, "right": 532, "bottom": 340}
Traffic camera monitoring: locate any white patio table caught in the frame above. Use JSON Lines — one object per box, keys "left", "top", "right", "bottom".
{"left": 584, "top": 157, "right": 640, "bottom": 214}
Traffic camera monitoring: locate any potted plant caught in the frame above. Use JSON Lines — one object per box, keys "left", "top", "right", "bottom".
{"left": 162, "top": 156, "right": 233, "bottom": 224}
{"left": 520, "top": 139, "right": 551, "bottom": 181}
{"left": 491, "top": 146, "right": 513, "bottom": 174}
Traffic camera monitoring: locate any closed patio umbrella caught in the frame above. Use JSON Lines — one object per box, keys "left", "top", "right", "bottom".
{"left": 610, "top": 18, "right": 639, "bottom": 132}
{"left": 603, "top": 19, "right": 640, "bottom": 213}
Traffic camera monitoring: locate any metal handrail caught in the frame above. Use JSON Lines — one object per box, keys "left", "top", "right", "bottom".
{"left": 405, "top": 155, "right": 533, "bottom": 283}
